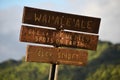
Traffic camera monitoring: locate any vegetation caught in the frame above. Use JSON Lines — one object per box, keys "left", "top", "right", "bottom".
{"left": 0, "top": 41, "right": 120, "bottom": 80}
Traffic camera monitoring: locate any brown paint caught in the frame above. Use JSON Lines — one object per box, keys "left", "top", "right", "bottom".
{"left": 26, "top": 45, "right": 88, "bottom": 66}
{"left": 20, "top": 25, "right": 98, "bottom": 50}
{"left": 23, "top": 7, "right": 101, "bottom": 34}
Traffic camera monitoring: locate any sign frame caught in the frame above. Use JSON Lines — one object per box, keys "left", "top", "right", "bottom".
{"left": 26, "top": 45, "right": 88, "bottom": 66}
{"left": 20, "top": 25, "right": 98, "bottom": 50}
{"left": 23, "top": 6, "right": 101, "bottom": 34}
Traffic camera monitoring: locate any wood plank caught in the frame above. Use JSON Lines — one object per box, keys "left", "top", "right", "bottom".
{"left": 26, "top": 45, "right": 88, "bottom": 66}
{"left": 20, "top": 25, "right": 98, "bottom": 50}
{"left": 23, "top": 6, "right": 101, "bottom": 34}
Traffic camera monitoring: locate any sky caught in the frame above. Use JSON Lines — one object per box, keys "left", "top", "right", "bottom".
{"left": 0, "top": 0, "right": 120, "bottom": 62}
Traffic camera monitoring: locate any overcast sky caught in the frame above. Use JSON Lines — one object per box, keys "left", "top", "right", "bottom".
{"left": 0, "top": 0, "right": 120, "bottom": 62}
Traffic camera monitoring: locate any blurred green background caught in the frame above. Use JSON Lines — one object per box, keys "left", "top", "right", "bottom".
{"left": 0, "top": 0, "right": 120, "bottom": 80}
{"left": 0, "top": 41, "right": 120, "bottom": 80}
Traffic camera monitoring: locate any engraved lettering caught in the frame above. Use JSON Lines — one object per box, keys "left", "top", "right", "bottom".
{"left": 48, "top": 15, "right": 51, "bottom": 23}
{"left": 87, "top": 21, "right": 93, "bottom": 29}
{"left": 26, "top": 45, "right": 88, "bottom": 66}
{"left": 28, "top": 29, "right": 35, "bottom": 35}
{"left": 66, "top": 18, "right": 72, "bottom": 27}
{"left": 72, "top": 54, "right": 79, "bottom": 61}
{"left": 67, "top": 53, "right": 72, "bottom": 60}
{"left": 35, "top": 36, "right": 46, "bottom": 43}
{"left": 42, "top": 15, "right": 47, "bottom": 23}
{"left": 34, "top": 13, "right": 42, "bottom": 22}
{"left": 34, "top": 13, "right": 94, "bottom": 31}
{"left": 81, "top": 20, "right": 86, "bottom": 29}
{"left": 38, "top": 50, "right": 44, "bottom": 57}
{"left": 37, "top": 49, "right": 52, "bottom": 58}
{"left": 75, "top": 19, "right": 80, "bottom": 28}
{"left": 54, "top": 16, "right": 60, "bottom": 25}
{"left": 60, "top": 16, "right": 64, "bottom": 26}
{"left": 57, "top": 52, "right": 85, "bottom": 61}
{"left": 59, "top": 53, "right": 67, "bottom": 59}
{"left": 36, "top": 30, "right": 43, "bottom": 36}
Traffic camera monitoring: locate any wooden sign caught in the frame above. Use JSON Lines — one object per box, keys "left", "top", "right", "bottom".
{"left": 26, "top": 45, "right": 88, "bottom": 66}
{"left": 20, "top": 25, "right": 98, "bottom": 50}
{"left": 23, "top": 7, "right": 101, "bottom": 34}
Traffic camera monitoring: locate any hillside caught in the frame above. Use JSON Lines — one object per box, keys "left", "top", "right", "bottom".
{"left": 0, "top": 41, "right": 120, "bottom": 80}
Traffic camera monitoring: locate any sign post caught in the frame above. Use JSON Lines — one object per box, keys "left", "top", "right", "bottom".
{"left": 49, "top": 64, "right": 57, "bottom": 80}
{"left": 49, "top": 26, "right": 61, "bottom": 80}
{"left": 20, "top": 6, "right": 101, "bottom": 80}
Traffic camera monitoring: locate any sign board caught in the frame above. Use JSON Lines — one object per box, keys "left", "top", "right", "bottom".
{"left": 20, "top": 25, "right": 98, "bottom": 50}
{"left": 26, "top": 45, "right": 88, "bottom": 66}
{"left": 23, "top": 7, "right": 101, "bottom": 34}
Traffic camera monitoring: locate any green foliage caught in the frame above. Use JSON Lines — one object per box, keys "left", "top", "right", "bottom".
{"left": 0, "top": 62, "right": 49, "bottom": 80}
{"left": 0, "top": 41, "right": 120, "bottom": 80}
{"left": 86, "top": 65, "right": 120, "bottom": 80}
{"left": 88, "top": 41, "right": 111, "bottom": 61}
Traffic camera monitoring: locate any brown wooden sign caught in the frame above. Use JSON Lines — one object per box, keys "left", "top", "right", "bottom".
{"left": 23, "top": 7, "right": 101, "bottom": 34}
{"left": 20, "top": 25, "right": 98, "bottom": 50}
{"left": 26, "top": 45, "right": 88, "bottom": 66}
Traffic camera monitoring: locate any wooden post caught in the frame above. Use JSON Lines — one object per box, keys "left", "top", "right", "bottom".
{"left": 49, "top": 64, "right": 57, "bottom": 80}
{"left": 49, "top": 51, "right": 59, "bottom": 80}
{"left": 48, "top": 26, "right": 63, "bottom": 80}
{"left": 54, "top": 65, "right": 59, "bottom": 80}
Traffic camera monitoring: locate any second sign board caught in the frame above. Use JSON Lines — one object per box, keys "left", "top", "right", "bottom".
{"left": 20, "top": 25, "right": 98, "bottom": 50}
